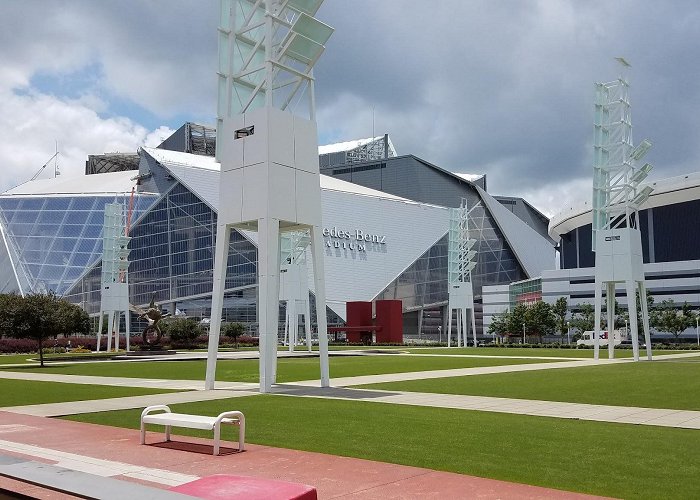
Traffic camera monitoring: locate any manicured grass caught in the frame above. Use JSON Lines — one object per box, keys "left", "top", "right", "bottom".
{"left": 65, "top": 395, "right": 700, "bottom": 499}
{"left": 358, "top": 361, "right": 700, "bottom": 410}
{"left": 0, "top": 379, "right": 175, "bottom": 407}
{"left": 1, "top": 355, "right": 557, "bottom": 383}
{"left": 404, "top": 347, "right": 695, "bottom": 357}
{"left": 0, "top": 354, "right": 38, "bottom": 365}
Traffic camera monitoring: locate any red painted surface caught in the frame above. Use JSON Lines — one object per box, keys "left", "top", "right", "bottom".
{"left": 375, "top": 300, "right": 403, "bottom": 343}
{"left": 0, "top": 411, "right": 609, "bottom": 500}
{"left": 171, "top": 474, "right": 317, "bottom": 499}
{"left": 345, "top": 301, "right": 373, "bottom": 343}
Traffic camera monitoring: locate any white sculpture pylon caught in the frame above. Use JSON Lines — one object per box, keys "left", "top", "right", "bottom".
{"left": 280, "top": 231, "right": 312, "bottom": 352}
{"left": 205, "top": 0, "right": 333, "bottom": 392}
{"left": 592, "top": 59, "right": 653, "bottom": 362}
{"left": 97, "top": 203, "right": 131, "bottom": 353}
{"left": 447, "top": 199, "right": 477, "bottom": 347}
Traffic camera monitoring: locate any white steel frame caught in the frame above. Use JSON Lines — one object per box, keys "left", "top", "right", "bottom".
{"left": 592, "top": 62, "right": 653, "bottom": 361}
{"left": 447, "top": 199, "right": 477, "bottom": 347}
{"left": 280, "top": 230, "right": 312, "bottom": 351}
{"left": 97, "top": 203, "right": 131, "bottom": 352}
{"left": 206, "top": 0, "right": 333, "bottom": 392}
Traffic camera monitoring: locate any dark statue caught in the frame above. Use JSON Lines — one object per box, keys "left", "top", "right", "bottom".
{"left": 129, "top": 293, "right": 170, "bottom": 347}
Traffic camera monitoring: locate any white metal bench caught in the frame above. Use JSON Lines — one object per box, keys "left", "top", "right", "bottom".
{"left": 141, "top": 405, "right": 245, "bottom": 456}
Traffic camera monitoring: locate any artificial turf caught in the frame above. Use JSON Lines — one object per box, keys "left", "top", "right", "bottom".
{"left": 0, "top": 379, "right": 174, "bottom": 407}
{"left": 65, "top": 395, "right": 700, "bottom": 500}
{"left": 0, "top": 354, "right": 559, "bottom": 383}
{"left": 357, "top": 360, "right": 700, "bottom": 410}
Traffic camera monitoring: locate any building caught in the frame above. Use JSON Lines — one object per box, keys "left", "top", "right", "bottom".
{"left": 0, "top": 129, "right": 555, "bottom": 339}
{"left": 483, "top": 171, "right": 700, "bottom": 339}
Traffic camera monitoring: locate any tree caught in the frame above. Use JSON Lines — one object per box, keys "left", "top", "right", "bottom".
{"left": 165, "top": 318, "right": 204, "bottom": 347}
{"left": 0, "top": 293, "right": 23, "bottom": 337}
{"left": 570, "top": 303, "right": 594, "bottom": 334}
{"left": 222, "top": 322, "right": 246, "bottom": 349}
{"left": 15, "top": 292, "right": 63, "bottom": 367}
{"left": 487, "top": 310, "right": 510, "bottom": 340}
{"left": 654, "top": 300, "right": 694, "bottom": 340}
{"left": 552, "top": 297, "right": 568, "bottom": 339}
{"left": 524, "top": 301, "right": 555, "bottom": 342}
{"left": 54, "top": 300, "right": 90, "bottom": 338}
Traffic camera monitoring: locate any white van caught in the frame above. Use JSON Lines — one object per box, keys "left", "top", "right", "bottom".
{"left": 576, "top": 330, "right": 625, "bottom": 347}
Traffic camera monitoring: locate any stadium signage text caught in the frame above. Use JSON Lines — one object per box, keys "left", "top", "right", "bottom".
{"left": 322, "top": 226, "right": 387, "bottom": 251}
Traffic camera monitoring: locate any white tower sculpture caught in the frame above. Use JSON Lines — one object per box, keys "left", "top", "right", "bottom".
{"left": 447, "top": 199, "right": 477, "bottom": 347}
{"left": 206, "top": 0, "right": 333, "bottom": 392}
{"left": 280, "top": 230, "right": 312, "bottom": 352}
{"left": 592, "top": 58, "right": 653, "bottom": 361}
{"left": 97, "top": 203, "right": 131, "bottom": 352}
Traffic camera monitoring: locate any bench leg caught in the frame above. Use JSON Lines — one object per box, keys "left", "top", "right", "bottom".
{"left": 213, "top": 424, "right": 221, "bottom": 456}
{"left": 140, "top": 420, "right": 146, "bottom": 445}
{"left": 165, "top": 425, "right": 171, "bottom": 442}
{"left": 239, "top": 421, "right": 245, "bottom": 451}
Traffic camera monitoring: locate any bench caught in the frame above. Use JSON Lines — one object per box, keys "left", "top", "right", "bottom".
{"left": 141, "top": 405, "right": 245, "bottom": 456}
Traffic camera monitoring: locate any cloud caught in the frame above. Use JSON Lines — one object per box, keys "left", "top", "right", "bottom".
{"left": 2, "top": 0, "right": 700, "bottom": 216}
{"left": 0, "top": 88, "right": 166, "bottom": 192}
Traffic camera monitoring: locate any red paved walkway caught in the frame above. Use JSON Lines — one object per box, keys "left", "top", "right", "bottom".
{"left": 0, "top": 411, "right": 609, "bottom": 499}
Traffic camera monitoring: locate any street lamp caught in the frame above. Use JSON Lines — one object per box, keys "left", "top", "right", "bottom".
{"left": 567, "top": 321, "right": 571, "bottom": 345}
{"left": 696, "top": 316, "right": 699, "bottom": 347}
{"left": 522, "top": 322, "right": 526, "bottom": 345}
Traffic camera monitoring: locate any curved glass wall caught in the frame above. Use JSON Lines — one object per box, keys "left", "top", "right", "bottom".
{"left": 0, "top": 194, "right": 155, "bottom": 295}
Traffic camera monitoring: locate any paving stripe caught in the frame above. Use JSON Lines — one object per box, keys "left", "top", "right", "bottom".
{"left": 1, "top": 390, "right": 260, "bottom": 417}
{"left": 270, "top": 385, "right": 700, "bottom": 429}
{"left": 0, "top": 439, "right": 198, "bottom": 486}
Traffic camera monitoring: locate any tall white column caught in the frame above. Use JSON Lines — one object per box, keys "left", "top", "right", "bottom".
{"left": 310, "top": 225, "right": 329, "bottom": 387}
{"left": 205, "top": 223, "right": 231, "bottom": 390}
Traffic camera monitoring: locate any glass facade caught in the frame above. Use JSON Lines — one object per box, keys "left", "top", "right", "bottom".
{"left": 559, "top": 198, "right": 700, "bottom": 269}
{"left": 509, "top": 277, "right": 542, "bottom": 309}
{"left": 0, "top": 194, "right": 155, "bottom": 296}
{"left": 63, "top": 182, "right": 259, "bottom": 323}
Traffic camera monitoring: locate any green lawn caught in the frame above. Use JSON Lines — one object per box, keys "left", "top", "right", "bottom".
{"left": 0, "top": 354, "right": 38, "bottom": 365}
{"left": 358, "top": 361, "right": 700, "bottom": 410}
{"left": 404, "top": 347, "right": 695, "bottom": 357}
{"left": 1, "top": 355, "right": 557, "bottom": 383}
{"left": 0, "top": 379, "right": 174, "bottom": 407}
{"left": 65, "top": 395, "right": 700, "bottom": 500}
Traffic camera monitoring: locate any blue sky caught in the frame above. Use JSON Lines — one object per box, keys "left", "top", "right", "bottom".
{"left": 2, "top": 0, "right": 700, "bottom": 217}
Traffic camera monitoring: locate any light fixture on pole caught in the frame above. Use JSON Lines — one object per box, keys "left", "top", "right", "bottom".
{"left": 591, "top": 58, "right": 653, "bottom": 363}
{"left": 567, "top": 321, "right": 570, "bottom": 344}
{"left": 522, "top": 322, "right": 526, "bottom": 345}
{"left": 696, "top": 316, "right": 699, "bottom": 347}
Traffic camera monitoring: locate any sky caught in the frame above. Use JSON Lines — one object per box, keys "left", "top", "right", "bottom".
{"left": 1, "top": 0, "right": 699, "bottom": 218}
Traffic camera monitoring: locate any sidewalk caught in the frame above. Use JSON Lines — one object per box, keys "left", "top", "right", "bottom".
{"left": 0, "top": 411, "right": 609, "bottom": 499}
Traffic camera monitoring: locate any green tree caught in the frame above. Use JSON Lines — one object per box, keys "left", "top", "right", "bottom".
{"left": 164, "top": 318, "right": 203, "bottom": 347}
{"left": 487, "top": 310, "right": 511, "bottom": 340}
{"left": 0, "top": 293, "right": 23, "bottom": 337}
{"left": 508, "top": 303, "right": 528, "bottom": 342}
{"left": 222, "top": 322, "right": 246, "bottom": 348}
{"left": 655, "top": 300, "right": 694, "bottom": 340}
{"left": 524, "top": 301, "right": 555, "bottom": 342}
{"left": 54, "top": 300, "right": 90, "bottom": 338}
{"left": 552, "top": 297, "right": 568, "bottom": 339}
{"left": 570, "top": 303, "right": 594, "bottom": 334}
{"left": 15, "top": 292, "right": 63, "bottom": 367}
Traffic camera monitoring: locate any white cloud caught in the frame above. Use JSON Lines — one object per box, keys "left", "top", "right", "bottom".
{"left": 0, "top": 89, "right": 170, "bottom": 192}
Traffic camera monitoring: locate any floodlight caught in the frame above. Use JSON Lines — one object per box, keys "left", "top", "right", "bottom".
{"left": 631, "top": 185, "right": 654, "bottom": 207}
{"left": 465, "top": 250, "right": 477, "bottom": 261}
{"left": 466, "top": 238, "right": 477, "bottom": 249}
{"left": 630, "top": 163, "right": 653, "bottom": 185}
{"left": 630, "top": 139, "right": 652, "bottom": 161}
{"left": 465, "top": 261, "right": 477, "bottom": 272}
